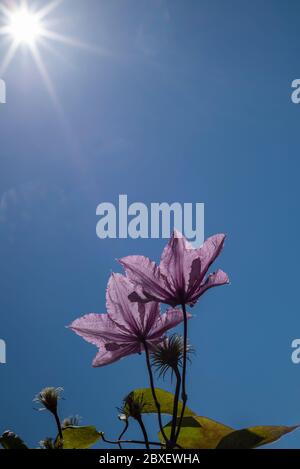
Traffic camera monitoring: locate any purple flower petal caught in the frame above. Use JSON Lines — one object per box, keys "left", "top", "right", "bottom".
{"left": 119, "top": 255, "right": 173, "bottom": 303}
{"left": 68, "top": 313, "right": 130, "bottom": 346}
{"left": 106, "top": 273, "right": 142, "bottom": 333}
{"left": 69, "top": 272, "right": 185, "bottom": 367}
{"left": 120, "top": 231, "right": 229, "bottom": 307}
{"left": 160, "top": 230, "right": 199, "bottom": 296}
{"left": 139, "top": 301, "right": 161, "bottom": 336}
{"left": 189, "top": 269, "right": 229, "bottom": 304}
{"left": 149, "top": 307, "right": 191, "bottom": 340}
{"left": 92, "top": 343, "right": 141, "bottom": 367}
{"left": 196, "top": 234, "right": 226, "bottom": 279}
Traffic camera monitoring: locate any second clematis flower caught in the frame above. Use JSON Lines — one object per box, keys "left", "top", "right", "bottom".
{"left": 119, "top": 231, "right": 229, "bottom": 307}
{"left": 68, "top": 273, "right": 186, "bottom": 367}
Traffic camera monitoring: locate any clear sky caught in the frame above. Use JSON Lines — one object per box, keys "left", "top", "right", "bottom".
{"left": 1, "top": 0, "right": 300, "bottom": 448}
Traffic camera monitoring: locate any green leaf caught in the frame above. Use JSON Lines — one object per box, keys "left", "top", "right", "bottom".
{"left": 217, "top": 425, "right": 299, "bottom": 449}
{"left": 243, "top": 425, "right": 298, "bottom": 448}
{"left": 159, "top": 416, "right": 299, "bottom": 449}
{"left": 58, "top": 426, "right": 102, "bottom": 449}
{"left": 159, "top": 416, "right": 233, "bottom": 449}
{"left": 124, "top": 388, "right": 196, "bottom": 418}
{"left": 0, "top": 431, "right": 28, "bottom": 449}
{"left": 216, "top": 429, "right": 264, "bottom": 449}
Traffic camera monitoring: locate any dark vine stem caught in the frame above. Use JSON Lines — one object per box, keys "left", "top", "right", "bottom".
{"left": 143, "top": 340, "right": 169, "bottom": 444}
{"left": 168, "top": 365, "right": 181, "bottom": 448}
{"left": 175, "top": 302, "right": 188, "bottom": 442}
{"left": 53, "top": 411, "right": 63, "bottom": 441}
{"left": 117, "top": 419, "right": 129, "bottom": 449}
{"left": 101, "top": 434, "right": 164, "bottom": 447}
{"left": 136, "top": 415, "right": 150, "bottom": 449}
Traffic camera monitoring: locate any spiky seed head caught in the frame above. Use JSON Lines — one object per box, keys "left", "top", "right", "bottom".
{"left": 122, "top": 392, "right": 145, "bottom": 420}
{"left": 151, "top": 334, "right": 193, "bottom": 378}
{"left": 33, "top": 387, "right": 63, "bottom": 414}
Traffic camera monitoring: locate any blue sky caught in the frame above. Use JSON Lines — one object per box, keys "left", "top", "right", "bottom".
{"left": 1, "top": 0, "right": 300, "bottom": 448}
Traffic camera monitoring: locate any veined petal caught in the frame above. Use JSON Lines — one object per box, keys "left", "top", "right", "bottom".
{"left": 68, "top": 313, "right": 131, "bottom": 347}
{"left": 196, "top": 234, "right": 226, "bottom": 278}
{"left": 149, "top": 306, "right": 189, "bottom": 339}
{"left": 187, "top": 257, "right": 202, "bottom": 293}
{"left": 160, "top": 231, "right": 199, "bottom": 295}
{"left": 92, "top": 342, "right": 141, "bottom": 367}
{"left": 119, "top": 255, "right": 172, "bottom": 303}
{"left": 106, "top": 273, "right": 142, "bottom": 333}
{"left": 142, "top": 301, "right": 161, "bottom": 336}
{"left": 189, "top": 269, "right": 229, "bottom": 304}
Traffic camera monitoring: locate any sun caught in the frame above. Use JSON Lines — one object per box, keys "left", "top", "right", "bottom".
{"left": 7, "top": 7, "right": 43, "bottom": 45}
{"left": 0, "top": 1, "right": 49, "bottom": 54}
{"left": 0, "top": 0, "right": 103, "bottom": 109}
{"left": 0, "top": 1, "right": 64, "bottom": 104}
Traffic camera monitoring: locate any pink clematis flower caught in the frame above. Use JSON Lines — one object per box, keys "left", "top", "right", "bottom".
{"left": 119, "top": 231, "right": 229, "bottom": 307}
{"left": 68, "top": 273, "right": 186, "bottom": 367}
